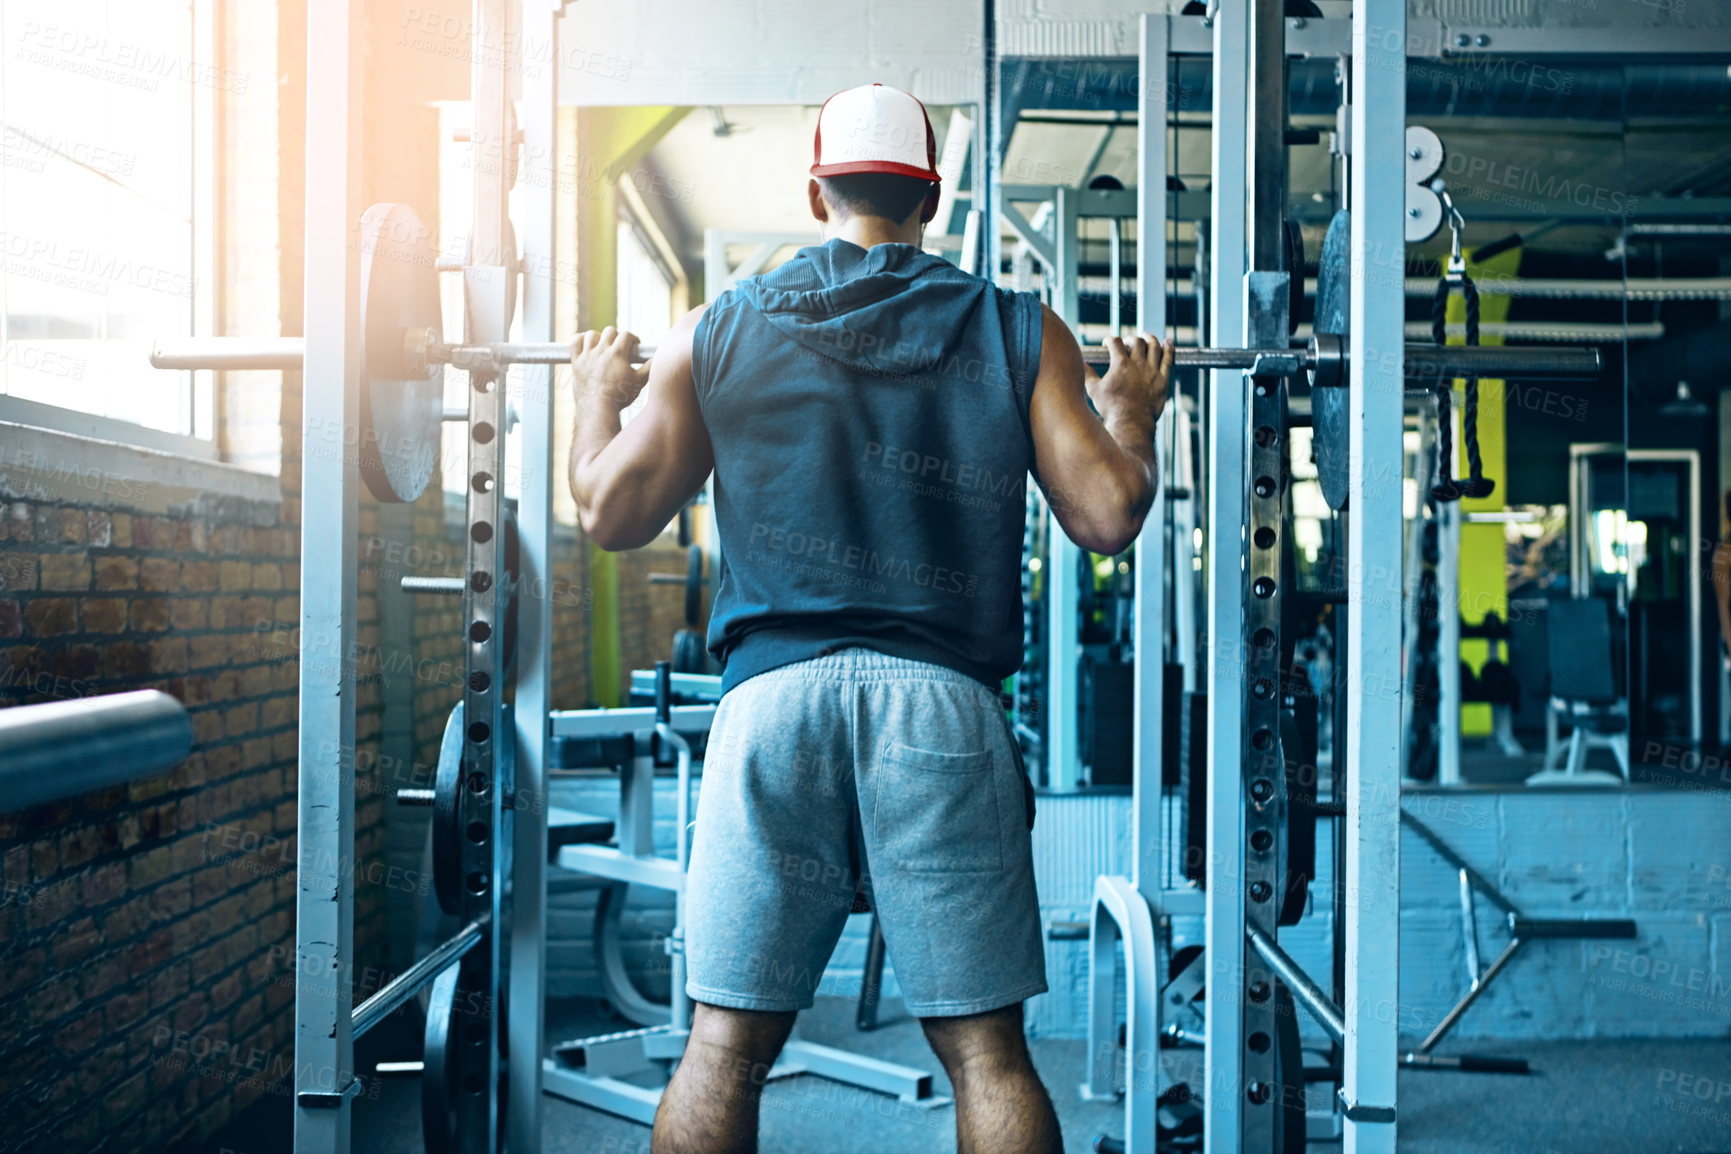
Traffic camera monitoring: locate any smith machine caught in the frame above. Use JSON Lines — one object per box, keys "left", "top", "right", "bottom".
{"left": 140, "top": 2, "right": 1606, "bottom": 1153}
{"left": 1033, "top": 6, "right": 1609, "bottom": 1154}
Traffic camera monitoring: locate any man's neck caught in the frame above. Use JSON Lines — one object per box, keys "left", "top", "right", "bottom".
{"left": 827, "top": 215, "right": 923, "bottom": 250}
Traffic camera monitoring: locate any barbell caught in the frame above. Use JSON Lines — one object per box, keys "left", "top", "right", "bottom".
{"left": 147, "top": 202, "right": 1602, "bottom": 506}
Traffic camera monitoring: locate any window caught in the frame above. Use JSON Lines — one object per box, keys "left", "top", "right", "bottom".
{"left": 616, "top": 215, "right": 674, "bottom": 349}
{"left": 0, "top": 0, "right": 217, "bottom": 456}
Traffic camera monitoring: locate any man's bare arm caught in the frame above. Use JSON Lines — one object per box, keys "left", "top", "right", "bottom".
{"left": 568, "top": 305, "right": 714, "bottom": 551}
{"left": 1028, "top": 303, "right": 1172, "bottom": 555}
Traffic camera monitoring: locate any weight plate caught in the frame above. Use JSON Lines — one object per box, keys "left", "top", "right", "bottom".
{"left": 672, "top": 628, "right": 707, "bottom": 674}
{"left": 1273, "top": 983, "right": 1306, "bottom": 1154}
{"left": 684, "top": 544, "right": 704, "bottom": 628}
{"left": 421, "top": 963, "right": 503, "bottom": 1154}
{"left": 1283, "top": 220, "right": 1305, "bottom": 336}
{"left": 358, "top": 203, "right": 444, "bottom": 504}
{"left": 432, "top": 703, "right": 465, "bottom": 916}
{"left": 1313, "top": 209, "right": 1352, "bottom": 511}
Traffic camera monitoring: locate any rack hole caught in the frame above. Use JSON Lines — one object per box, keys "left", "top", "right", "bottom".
{"left": 1250, "top": 778, "right": 1275, "bottom": 803}
{"left": 466, "top": 820, "right": 488, "bottom": 844}
{"left": 473, "top": 421, "right": 495, "bottom": 444}
{"left": 1248, "top": 1031, "right": 1271, "bottom": 1054}
{"left": 1252, "top": 677, "right": 1275, "bottom": 700}
{"left": 1251, "top": 728, "right": 1275, "bottom": 752}
{"left": 467, "top": 721, "right": 490, "bottom": 744}
{"left": 1250, "top": 829, "right": 1274, "bottom": 853}
{"left": 1253, "top": 576, "right": 1276, "bottom": 599}
{"left": 1249, "top": 880, "right": 1273, "bottom": 903}
{"left": 466, "top": 772, "right": 487, "bottom": 793}
{"left": 472, "top": 472, "right": 494, "bottom": 493}
{"left": 1247, "top": 1082, "right": 1271, "bottom": 1105}
{"left": 1249, "top": 980, "right": 1271, "bottom": 1002}
{"left": 471, "top": 521, "right": 493, "bottom": 544}
{"left": 1253, "top": 476, "right": 1276, "bottom": 498}
{"left": 469, "top": 621, "right": 491, "bottom": 644}
{"left": 1251, "top": 627, "right": 1276, "bottom": 650}
{"left": 1253, "top": 526, "right": 1276, "bottom": 549}
{"left": 469, "top": 671, "right": 491, "bottom": 694}
{"left": 465, "top": 871, "right": 489, "bottom": 896}
{"left": 470, "top": 572, "right": 492, "bottom": 593}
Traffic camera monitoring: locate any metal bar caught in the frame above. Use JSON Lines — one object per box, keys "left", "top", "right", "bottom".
{"left": 1247, "top": 924, "right": 1347, "bottom": 1045}
{"left": 1131, "top": 8, "right": 1169, "bottom": 901}
{"left": 511, "top": 1, "right": 557, "bottom": 1142}
{"left": 0, "top": 691, "right": 192, "bottom": 810}
{"left": 1344, "top": 0, "right": 1405, "bottom": 1141}
{"left": 351, "top": 921, "right": 485, "bottom": 1040}
{"left": 401, "top": 576, "right": 465, "bottom": 595}
{"left": 1400, "top": 810, "right": 1522, "bottom": 917}
{"left": 1202, "top": 0, "right": 1250, "bottom": 1145}
{"left": 1046, "top": 184, "right": 1082, "bottom": 793}
{"left": 150, "top": 337, "right": 306, "bottom": 370}
{"left": 1510, "top": 917, "right": 1637, "bottom": 939}
{"left": 1459, "top": 869, "right": 1481, "bottom": 985}
{"left": 776, "top": 1040, "right": 937, "bottom": 1103}
{"left": 294, "top": 0, "right": 363, "bottom": 1142}
{"left": 1417, "top": 937, "right": 1522, "bottom": 1052}
{"left": 1437, "top": 498, "right": 1463, "bottom": 785}
{"left": 548, "top": 704, "right": 718, "bottom": 738}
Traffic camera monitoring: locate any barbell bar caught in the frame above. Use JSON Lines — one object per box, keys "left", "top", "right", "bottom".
{"left": 150, "top": 332, "right": 1600, "bottom": 383}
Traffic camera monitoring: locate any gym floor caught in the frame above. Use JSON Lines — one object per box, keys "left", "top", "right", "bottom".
{"left": 194, "top": 996, "right": 1731, "bottom": 1154}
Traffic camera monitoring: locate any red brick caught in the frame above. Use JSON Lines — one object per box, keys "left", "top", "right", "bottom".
{"left": 217, "top": 560, "right": 252, "bottom": 591}
{"left": 110, "top": 513, "right": 132, "bottom": 547}
{"left": 91, "top": 554, "right": 138, "bottom": 590}
{"left": 84, "top": 510, "right": 113, "bottom": 547}
{"left": 60, "top": 823, "right": 116, "bottom": 871}
{"left": 38, "top": 506, "right": 87, "bottom": 545}
{"left": 24, "top": 597, "right": 77, "bottom": 636}
{"left": 102, "top": 1069, "right": 149, "bottom": 1128}
{"left": 137, "top": 557, "right": 179, "bottom": 593}
{"left": 0, "top": 946, "right": 46, "bottom": 1000}
{"left": 105, "top": 985, "right": 152, "bottom": 1033}
{"left": 169, "top": 598, "right": 208, "bottom": 630}
{"left": 129, "top": 927, "right": 175, "bottom": 972}
{"left": 148, "top": 636, "right": 188, "bottom": 674}
{"left": 179, "top": 560, "right": 217, "bottom": 593}
{"left": 128, "top": 845, "right": 177, "bottom": 890}
{"left": 251, "top": 562, "right": 282, "bottom": 591}
{"left": 52, "top": 1004, "right": 107, "bottom": 1057}
{"left": 39, "top": 551, "right": 90, "bottom": 591}
{"left": 81, "top": 596, "right": 129, "bottom": 633}
{"left": 188, "top": 634, "right": 228, "bottom": 669}
{"left": 100, "top": 640, "right": 150, "bottom": 679}
{"left": 80, "top": 953, "right": 131, "bottom": 1001}
{"left": 101, "top": 893, "right": 153, "bottom": 940}
{"left": 170, "top": 991, "right": 209, "bottom": 1033}
{"left": 147, "top": 961, "right": 190, "bottom": 1009}
{"left": 209, "top": 969, "right": 244, "bottom": 1013}
{"left": 149, "top": 877, "right": 192, "bottom": 922}
{"left": 0, "top": 552, "right": 37, "bottom": 591}
{"left": 25, "top": 875, "right": 80, "bottom": 930}
{"left": 75, "top": 1039, "right": 130, "bottom": 1098}
{"left": 224, "top": 703, "right": 259, "bottom": 738}
{"left": 0, "top": 599, "right": 19, "bottom": 638}
{"left": 27, "top": 973, "right": 80, "bottom": 1028}
{"left": 129, "top": 597, "right": 171, "bottom": 632}
{"left": 81, "top": 861, "right": 126, "bottom": 908}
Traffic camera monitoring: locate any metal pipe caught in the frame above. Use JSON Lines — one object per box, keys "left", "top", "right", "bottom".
{"left": 1246, "top": 924, "right": 1347, "bottom": 1045}
{"left": 0, "top": 690, "right": 192, "bottom": 811}
{"left": 151, "top": 337, "right": 306, "bottom": 370}
{"left": 153, "top": 334, "right": 1600, "bottom": 382}
{"left": 1459, "top": 868, "right": 1481, "bottom": 986}
{"left": 401, "top": 576, "right": 465, "bottom": 595}
{"left": 351, "top": 919, "right": 485, "bottom": 1039}
{"left": 1417, "top": 937, "right": 1523, "bottom": 1052}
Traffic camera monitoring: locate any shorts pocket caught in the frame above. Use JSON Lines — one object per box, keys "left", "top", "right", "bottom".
{"left": 874, "top": 740, "right": 1003, "bottom": 874}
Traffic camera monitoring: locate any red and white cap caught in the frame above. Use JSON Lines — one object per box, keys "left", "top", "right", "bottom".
{"left": 810, "top": 83, "right": 942, "bottom": 183}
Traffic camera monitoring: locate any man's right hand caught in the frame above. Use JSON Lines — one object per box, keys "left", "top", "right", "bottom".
{"left": 1089, "top": 333, "right": 1174, "bottom": 424}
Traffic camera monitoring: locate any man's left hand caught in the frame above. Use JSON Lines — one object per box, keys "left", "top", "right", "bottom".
{"left": 571, "top": 326, "right": 651, "bottom": 410}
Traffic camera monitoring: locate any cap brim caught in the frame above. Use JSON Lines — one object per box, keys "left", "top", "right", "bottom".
{"left": 810, "top": 160, "right": 942, "bottom": 182}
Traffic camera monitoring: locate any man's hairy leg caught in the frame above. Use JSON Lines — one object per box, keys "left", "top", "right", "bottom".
{"left": 651, "top": 1002, "right": 797, "bottom": 1154}
{"left": 922, "top": 1004, "right": 1063, "bottom": 1154}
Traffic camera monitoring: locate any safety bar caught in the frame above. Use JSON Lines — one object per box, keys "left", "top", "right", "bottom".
{"left": 0, "top": 690, "right": 192, "bottom": 811}
{"left": 352, "top": 919, "right": 485, "bottom": 1040}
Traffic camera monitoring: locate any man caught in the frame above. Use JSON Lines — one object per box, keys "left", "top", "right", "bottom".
{"left": 568, "top": 83, "right": 1172, "bottom": 1154}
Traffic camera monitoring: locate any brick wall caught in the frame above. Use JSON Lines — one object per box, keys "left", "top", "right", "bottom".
{"left": 0, "top": 476, "right": 307, "bottom": 1151}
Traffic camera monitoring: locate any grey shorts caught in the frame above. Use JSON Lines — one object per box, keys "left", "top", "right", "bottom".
{"left": 684, "top": 647, "right": 1047, "bottom": 1018}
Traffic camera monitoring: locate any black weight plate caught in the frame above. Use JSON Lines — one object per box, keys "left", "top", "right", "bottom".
{"left": 1283, "top": 219, "right": 1305, "bottom": 336}
{"left": 421, "top": 966, "right": 461, "bottom": 1154}
{"left": 685, "top": 545, "right": 703, "bottom": 627}
{"left": 1313, "top": 209, "right": 1352, "bottom": 510}
{"left": 1273, "top": 982, "right": 1306, "bottom": 1154}
{"left": 358, "top": 203, "right": 443, "bottom": 503}
{"left": 672, "top": 628, "right": 707, "bottom": 674}
{"left": 432, "top": 703, "right": 464, "bottom": 916}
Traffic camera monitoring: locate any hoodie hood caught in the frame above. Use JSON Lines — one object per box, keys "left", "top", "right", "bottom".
{"left": 740, "top": 238, "right": 989, "bottom": 378}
